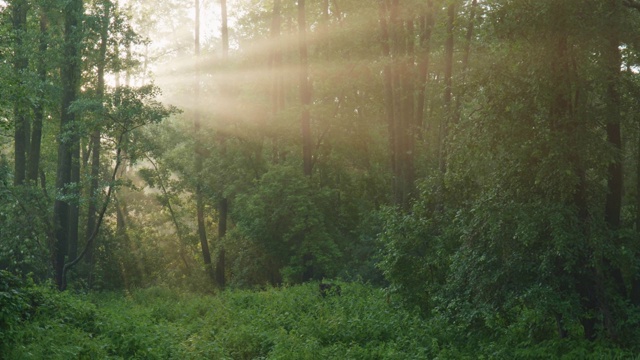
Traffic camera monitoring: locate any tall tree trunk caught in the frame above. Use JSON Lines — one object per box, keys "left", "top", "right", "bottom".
{"left": 550, "top": 21, "right": 601, "bottom": 340}
{"left": 215, "top": 0, "right": 230, "bottom": 289}
{"left": 216, "top": 198, "right": 228, "bottom": 287}
{"left": 85, "top": 1, "right": 110, "bottom": 274}
{"left": 378, "top": 0, "right": 397, "bottom": 205}
{"left": 634, "top": 127, "right": 640, "bottom": 306}
{"left": 415, "top": 0, "right": 434, "bottom": 134}
{"left": 600, "top": 0, "right": 625, "bottom": 339}
{"left": 68, "top": 142, "right": 80, "bottom": 261}
{"left": 439, "top": 4, "right": 454, "bottom": 175}
{"left": 604, "top": 1, "right": 623, "bottom": 232}
{"left": 54, "top": 0, "right": 83, "bottom": 290}
{"left": 398, "top": 16, "right": 415, "bottom": 210}
{"left": 269, "top": 0, "right": 284, "bottom": 163}
{"left": 194, "top": 0, "right": 215, "bottom": 282}
{"left": 28, "top": 12, "right": 48, "bottom": 184}
{"left": 453, "top": 0, "right": 477, "bottom": 125}
{"left": 298, "top": 0, "right": 313, "bottom": 177}
{"left": 270, "top": 0, "right": 284, "bottom": 117}
{"left": 381, "top": 0, "right": 416, "bottom": 210}
{"left": 12, "top": 0, "right": 29, "bottom": 186}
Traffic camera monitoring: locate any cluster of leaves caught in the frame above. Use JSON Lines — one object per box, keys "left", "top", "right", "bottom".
{"left": 0, "top": 157, "right": 51, "bottom": 279}
{"left": 4, "top": 275, "right": 637, "bottom": 359}
{"left": 377, "top": 0, "right": 640, "bottom": 349}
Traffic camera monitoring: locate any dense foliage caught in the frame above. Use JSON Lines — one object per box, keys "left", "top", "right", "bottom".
{"left": 2, "top": 276, "right": 637, "bottom": 359}
{"left": 3, "top": 0, "right": 640, "bottom": 355}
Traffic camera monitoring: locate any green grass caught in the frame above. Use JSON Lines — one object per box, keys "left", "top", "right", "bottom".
{"left": 2, "top": 279, "right": 638, "bottom": 359}
{"left": 2, "top": 281, "right": 432, "bottom": 359}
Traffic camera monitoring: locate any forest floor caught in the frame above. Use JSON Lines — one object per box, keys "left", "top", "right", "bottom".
{"left": 2, "top": 280, "right": 637, "bottom": 359}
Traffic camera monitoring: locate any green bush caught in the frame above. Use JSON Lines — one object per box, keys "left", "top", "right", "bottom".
{"left": 4, "top": 280, "right": 637, "bottom": 359}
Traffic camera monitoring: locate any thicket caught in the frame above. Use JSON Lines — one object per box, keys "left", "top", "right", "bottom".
{"left": 2, "top": 272, "right": 636, "bottom": 359}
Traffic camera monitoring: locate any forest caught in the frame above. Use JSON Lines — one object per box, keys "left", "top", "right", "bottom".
{"left": 2, "top": 0, "right": 640, "bottom": 358}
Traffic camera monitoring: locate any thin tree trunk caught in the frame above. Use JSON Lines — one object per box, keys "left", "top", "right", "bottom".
{"left": 399, "top": 16, "right": 415, "bottom": 209}
{"left": 298, "top": 0, "right": 313, "bottom": 177}
{"left": 68, "top": 142, "right": 80, "bottom": 261}
{"left": 194, "top": 0, "right": 215, "bottom": 282}
{"left": 216, "top": 0, "right": 230, "bottom": 289}
{"left": 453, "top": 0, "right": 477, "bottom": 125}
{"left": 146, "top": 155, "right": 191, "bottom": 274}
{"left": 415, "top": 1, "right": 434, "bottom": 134}
{"left": 633, "top": 128, "right": 640, "bottom": 305}
{"left": 216, "top": 198, "right": 227, "bottom": 287}
{"left": 62, "top": 138, "right": 125, "bottom": 290}
{"left": 269, "top": 0, "right": 284, "bottom": 163}
{"left": 378, "top": 0, "right": 396, "bottom": 201}
{"left": 86, "top": 1, "right": 109, "bottom": 272}
{"left": 12, "top": 0, "right": 29, "bottom": 186}
{"left": 28, "top": 12, "right": 48, "bottom": 184}
{"left": 439, "top": 4, "right": 454, "bottom": 175}
{"left": 604, "top": 0, "right": 623, "bottom": 232}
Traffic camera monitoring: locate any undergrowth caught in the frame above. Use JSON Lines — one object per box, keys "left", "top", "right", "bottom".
{"left": 1, "top": 271, "right": 637, "bottom": 359}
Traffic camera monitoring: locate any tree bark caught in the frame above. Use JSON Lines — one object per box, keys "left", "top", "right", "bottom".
{"left": 634, "top": 127, "right": 640, "bottom": 305}
{"left": 54, "top": 0, "right": 83, "bottom": 290}
{"left": 298, "top": 0, "right": 313, "bottom": 177}
{"left": 215, "top": 0, "right": 231, "bottom": 289}
{"left": 28, "top": 12, "right": 48, "bottom": 184}
{"left": 380, "top": 0, "right": 417, "bottom": 210}
{"left": 439, "top": 4, "right": 454, "bottom": 175}
{"left": 194, "top": 0, "right": 215, "bottom": 282}
{"left": 216, "top": 197, "right": 228, "bottom": 288}
{"left": 68, "top": 142, "right": 80, "bottom": 260}
{"left": 604, "top": 0, "right": 623, "bottom": 232}
{"left": 415, "top": 1, "right": 434, "bottom": 133}
{"left": 453, "top": 0, "right": 477, "bottom": 125}
{"left": 378, "top": 0, "right": 396, "bottom": 194}
{"left": 86, "top": 0, "right": 108, "bottom": 268}
{"left": 12, "top": 0, "right": 29, "bottom": 186}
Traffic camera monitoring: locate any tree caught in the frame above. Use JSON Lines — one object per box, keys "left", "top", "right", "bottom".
{"left": 27, "top": 4, "right": 49, "bottom": 185}
{"left": 298, "top": 0, "right": 312, "bottom": 177}
{"left": 194, "top": 0, "right": 215, "bottom": 283}
{"left": 11, "top": 0, "right": 29, "bottom": 186}
{"left": 216, "top": 0, "right": 231, "bottom": 289}
{"left": 53, "top": 0, "right": 83, "bottom": 290}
